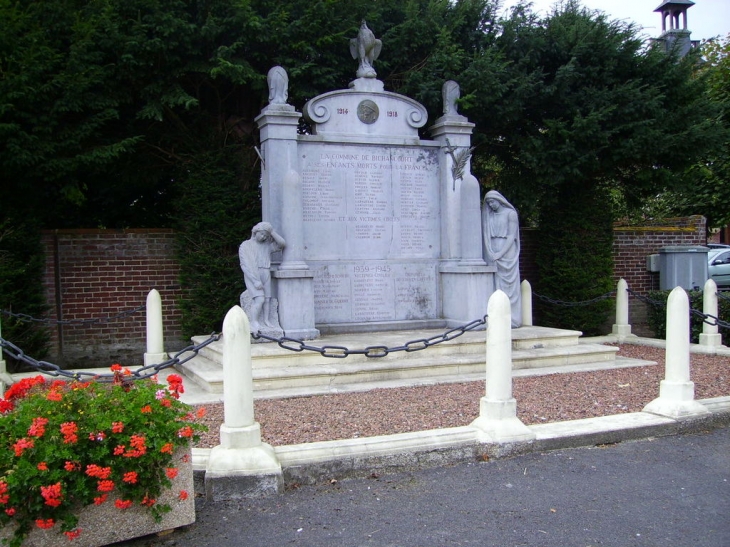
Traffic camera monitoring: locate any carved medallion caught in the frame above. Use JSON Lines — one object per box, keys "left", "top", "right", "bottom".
{"left": 357, "top": 100, "right": 379, "bottom": 124}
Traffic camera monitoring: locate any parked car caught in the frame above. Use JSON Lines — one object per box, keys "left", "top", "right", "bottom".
{"left": 708, "top": 248, "right": 730, "bottom": 288}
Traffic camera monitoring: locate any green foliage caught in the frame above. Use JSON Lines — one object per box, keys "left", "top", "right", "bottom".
{"left": 465, "top": 1, "right": 724, "bottom": 220}
{"left": 645, "top": 34, "right": 730, "bottom": 229}
{"left": 646, "top": 289, "right": 730, "bottom": 346}
{"left": 534, "top": 184, "right": 615, "bottom": 335}
{"left": 173, "top": 149, "right": 260, "bottom": 336}
{"left": 0, "top": 219, "right": 48, "bottom": 367}
{"left": 0, "top": 371, "right": 205, "bottom": 547}
{"left": 1, "top": 0, "right": 726, "bottom": 339}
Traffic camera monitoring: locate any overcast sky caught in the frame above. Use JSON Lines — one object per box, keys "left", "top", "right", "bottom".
{"left": 499, "top": 0, "right": 730, "bottom": 42}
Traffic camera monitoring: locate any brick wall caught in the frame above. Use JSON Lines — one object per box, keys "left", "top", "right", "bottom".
{"left": 38, "top": 218, "right": 705, "bottom": 360}
{"left": 41, "top": 229, "right": 185, "bottom": 364}
{"left": 611, "top": 216, "right": 706, "bottom": 335}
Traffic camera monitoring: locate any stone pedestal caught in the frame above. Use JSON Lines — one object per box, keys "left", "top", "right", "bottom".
{"left": 643, "top": 287, "right": 710, "bottom": 419}
{"left": 471, "top": 290, "right": 535, "bottom": 442}
{"left": 205, "top": 306, "right": 283, "bottom": 500}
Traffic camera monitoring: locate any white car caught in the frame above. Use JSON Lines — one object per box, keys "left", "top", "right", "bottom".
{"left": 708, "top": 248, "right": 730, "bottom": 288}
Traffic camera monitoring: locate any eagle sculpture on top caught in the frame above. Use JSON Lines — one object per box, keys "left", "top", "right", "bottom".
{"left": 350, "top": 20, "right": 382, "bottom": 79}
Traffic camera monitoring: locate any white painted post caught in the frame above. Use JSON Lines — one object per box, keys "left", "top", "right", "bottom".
{"left": 520, "top": 280, "right": 533, "bottom": 327}
{"left": 699, "top": 278, "right": 723, "bottom": 347}
{"left": 643, "top": 287, "right": 710, "bottom": 419}
{"left": 205, "top": 306, "right": 282, "bottom": 500}
{"left": 611, "top": 278, "right": 632, "bottom": 340}
{"left": 222, "top": 305, "right": 254, "bottom": 432}
{"left": 144, "top": 289, "right": 168, "bottom": 366}
{"left": 471, "top": 290, "right": 535, "bottom": 442}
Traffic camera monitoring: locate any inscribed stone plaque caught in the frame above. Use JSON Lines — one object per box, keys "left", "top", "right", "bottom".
{"left": 312, "top": 261, "right": 439, "bottom": 324}
{"left": 299, "top": 141, "right": 441, "bottom": 324}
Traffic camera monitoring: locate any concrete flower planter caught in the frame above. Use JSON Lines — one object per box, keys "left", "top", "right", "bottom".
{"left": 0, "top": 448, "right": 195, "bottom": 547}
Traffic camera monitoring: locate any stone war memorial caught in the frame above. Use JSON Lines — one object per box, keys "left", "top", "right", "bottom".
{"left": 252, "top": 21, "right": 497, "bottom": 339}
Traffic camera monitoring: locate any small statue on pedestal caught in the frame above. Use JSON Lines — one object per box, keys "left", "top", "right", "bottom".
{"left": 239, "top": 222, "right": 286, "bottom": 337}
{"left": 350, "top": 20, "right": 382, "bottom": 78}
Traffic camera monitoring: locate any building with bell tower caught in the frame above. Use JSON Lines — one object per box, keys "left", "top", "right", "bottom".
{"left": 653, "top": 0, "right": 700, "bottom": 56}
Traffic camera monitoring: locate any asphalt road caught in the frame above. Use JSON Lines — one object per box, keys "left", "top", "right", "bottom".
{"left": 122, "top": 427, "right": 730, "bottom": 547}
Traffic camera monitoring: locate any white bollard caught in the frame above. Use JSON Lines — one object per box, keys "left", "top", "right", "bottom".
{"left": 643, "top": 287, "right": 710, "bottom": 419}
{"left": 471, "top": 290, "right": 535, "bottom": 442}
{"left": 699, "top": 278, "right": 723, "bottom": 347}
{"left": 611, "top": 278, "right": 633, "bottom": 340}
{"left": 520, "top": 280, "right": 533, "bottom": 327}
{"left": 205, "top": 306, "right": 282, "bottom": 500}
{"left": 144, "top": 289, "right": 168, "bottom": 366}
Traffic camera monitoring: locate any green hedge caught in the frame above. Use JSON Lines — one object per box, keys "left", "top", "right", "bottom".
{"left": 0, "top": 219, "right": 49, "bottom": 371}
{"left": 646, "top": 289, "right": 730, "bottom": 346}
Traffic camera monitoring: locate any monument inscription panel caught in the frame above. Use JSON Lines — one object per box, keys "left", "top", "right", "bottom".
{"left": 299, "top": 141, "right": 441, "bottom": 324}
{"left": 312, "top": 261, "right": 439, "bottom": 323}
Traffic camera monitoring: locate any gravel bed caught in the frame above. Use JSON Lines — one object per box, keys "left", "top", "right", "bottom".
{"left": 192, "top": 344, "right": 729, "bottom": 448}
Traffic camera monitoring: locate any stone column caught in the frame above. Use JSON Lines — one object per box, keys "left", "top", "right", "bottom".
{"left": 699, "top": 278, "right": 723, "bottom": 347}
{"left": 144, "top": 289, "right": 168, "bottom": 366}
{"left": 471, "top": 290, "right": 535, "bottom": 442}
{"left": 205, "top": 306, "right": 283, "bottom": 500}
{"left": 274, "top": 170, "right": 319, "bottom": 339}
{"left": 611, "top": 279, "right": 634, "bottom": 341}
{"left": 255, "top": 72, "right": 318, "bottom": 339}
{"left": 430, "top": 82, "right": 493, "bottom": 327}
{"left": 520, "top": 280, "right": 533, "bottom": 327}
{"left": 643, "top": 287, "right": 710, "bottom": 419}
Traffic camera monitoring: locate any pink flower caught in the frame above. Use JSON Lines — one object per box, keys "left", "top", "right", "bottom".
{"left": 35, "top": 518, "right": 54, "bottom": 529}
{"left": 40, "top": 482, "right": 63, "bottom": 507}
{"left": 64, "top": 528, "right": 82, "bottom": 540}
{"left": 165, "top": 467, "right": 178, "bottom": 480}
{"left": 97, "top": 480, "right": 115, "bottom": 492}
{"left": 122, "top": 471, "right": 138, "bottom": 484}
{"left": 114, "top": 499, "right": 133, "bottom": 510}
{"left": 27, "top": 417, "right": 49, "bottom": 437}
{"left": 12, "top": 438, "right": 34, "bottom": 457}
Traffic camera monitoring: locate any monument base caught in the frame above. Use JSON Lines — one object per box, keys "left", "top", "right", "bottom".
{"left": 317, "top": 318, "right": 448, "bottom": 335}
{"left": 240, "top": 291, "right": 284, "bottom": 342}
{"left": 471, "top": 398, "right": 536, "bottom": 442}
{"left": 642, "top": 380, "right": 711, "bottom": 419}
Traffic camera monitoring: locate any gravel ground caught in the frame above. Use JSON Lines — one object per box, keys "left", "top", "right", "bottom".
{"left": 192, "top": 344, "right": 729, "bottom": 448}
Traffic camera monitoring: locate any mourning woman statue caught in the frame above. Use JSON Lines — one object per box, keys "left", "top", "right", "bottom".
{"left": 482, "top": 190, "right": 522, "bottom": 327}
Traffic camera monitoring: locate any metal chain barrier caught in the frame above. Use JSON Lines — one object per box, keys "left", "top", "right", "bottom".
{"left": 0, "top": 305, "right": 145, "bottom": 326}
{"left": 627, "top": 288, "right": 730, "bottom": 331}
{"left": 0, "top": 333, "right": 221, "bottom": 382}
{"left": 532, "top": 290, "right": 616, "bottom": 307}
{"left": 252, "top": 315, "right": 488, "bottom": 358}
{"left": 718, "top": 291, "right": 730, "bottom": 303}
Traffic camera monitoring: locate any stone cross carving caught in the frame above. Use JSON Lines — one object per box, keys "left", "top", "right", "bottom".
{"left": 350, "top": 20, "right": 382, "bottom": 78}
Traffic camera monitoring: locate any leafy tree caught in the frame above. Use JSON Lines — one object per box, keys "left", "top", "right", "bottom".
{"left": 640, "top": 34, "right": 730, "bottom": 229}
{"left": 1, "top": 0, "right": 725, "bottom": 339}
{"left": 460, "top": 1, "right": 724, "bottom": 330}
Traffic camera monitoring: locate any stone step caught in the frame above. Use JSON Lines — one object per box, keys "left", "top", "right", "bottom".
{"left": 189, "top": 325, "right": 584, "bottom": 369}
{"left": 176, "top": 327, "right": 618, "bottom": 397}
